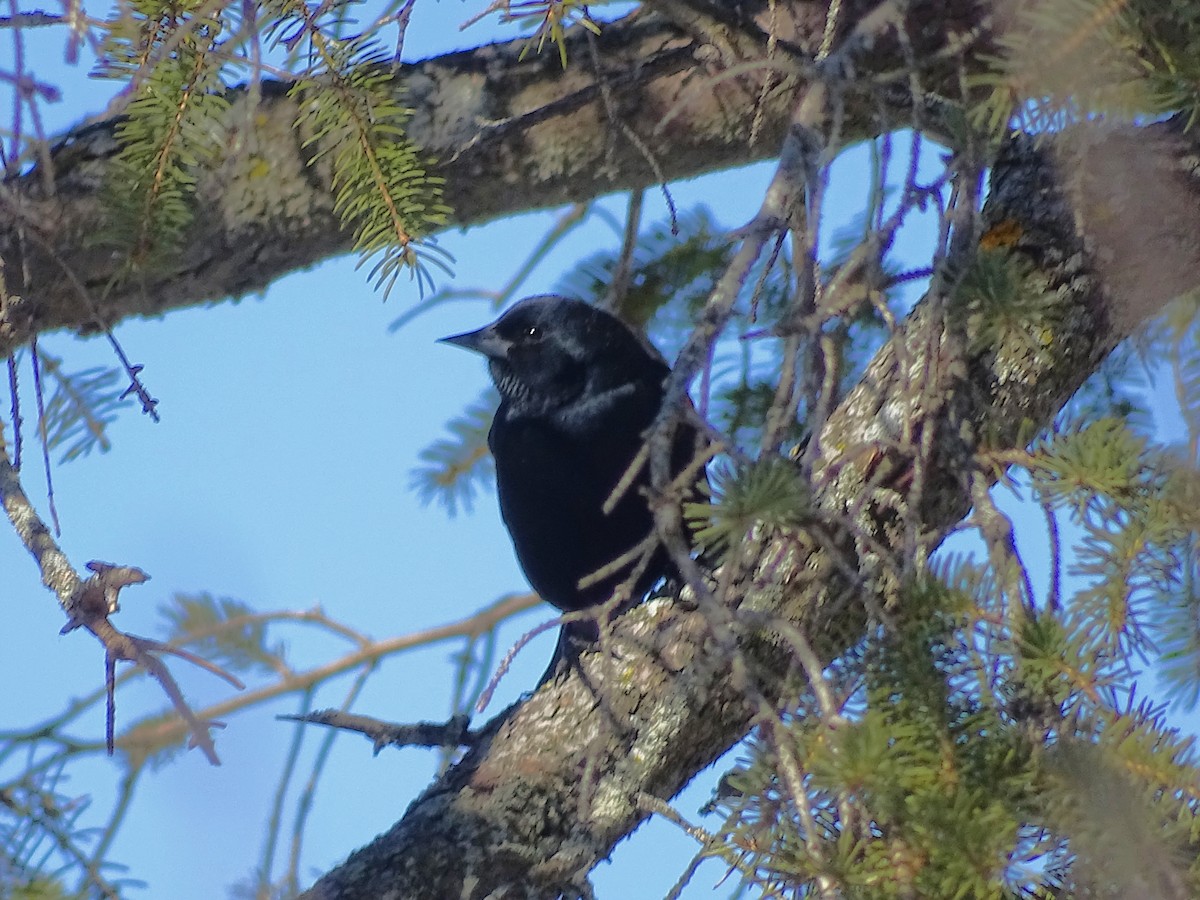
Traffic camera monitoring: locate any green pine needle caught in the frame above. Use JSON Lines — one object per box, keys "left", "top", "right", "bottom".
{"left": 684, "top": 457, "right": 811, "bottom": 561}
{"left": 289, "top": 34, "right": 452, "bottom": 298}
{"left": 410, "top": 388, "right": 498, "bottom": 516}
{"left": 159, "top": 593, "right": 288, "bottom": 678}
{"left": 34, "top": 352, "right": 133, "bottom": 463}
{"left": 96, "top": 0, "right": 230, "bottom": 268}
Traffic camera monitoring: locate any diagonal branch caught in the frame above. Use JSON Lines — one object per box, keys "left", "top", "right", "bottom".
{"left": 299, "top": 118, "right": 1200, "bottom": 898}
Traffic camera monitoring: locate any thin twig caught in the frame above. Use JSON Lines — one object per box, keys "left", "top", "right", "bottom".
{"left": 282, "top": 710, "right": 475, "bottom": 752}
{"left": 0, "top": 434, "right": 81, "bottom": 606}
{"left": 604, "top": 188, "right": 644, "bottom": 313}
{"left": 29, "top": 335, "right": 59, "bottom": 534}
{"left": 586, "top": 29, "right": 677, "bottom": 232}
{"left": 261, "top": 686, "right": 313, "bottom": 897}
{"left": 0, "top": 441, "right": 241, "bottom": 763}
{"left": 475, "top": 615, "right": 564, "bottom": 712}
{"left": 118, "top": 593, "right": 540, "bottom": 750}
{"left": 636, "top": 792, "right": 715, "bottom": 844}
{"left": 285, "top": 662, "right": 377, "bottom": 892}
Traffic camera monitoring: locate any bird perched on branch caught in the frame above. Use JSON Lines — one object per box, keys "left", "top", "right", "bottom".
{"left": 441, "top": 294, "right": 704, "bottom": 660}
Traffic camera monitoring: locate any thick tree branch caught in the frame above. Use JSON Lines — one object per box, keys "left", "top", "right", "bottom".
{"left": 4, "top": 0, "right": 1197, "bottom": 894}
{"left": 0, "top": 0, "right": 992, "bottom": 355}
{"left": 300, "top": 120, "right": 1200, "bottom": 898}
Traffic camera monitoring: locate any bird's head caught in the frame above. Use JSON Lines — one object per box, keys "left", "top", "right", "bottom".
{"left": 440, "top": 295, "right": 664, "bottom": 414}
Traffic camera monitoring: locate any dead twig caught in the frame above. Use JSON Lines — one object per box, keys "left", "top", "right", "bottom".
{"left": 0, "top": 442, "right": 242, "bottom": 765}
{"left": 279, "top": 710, "right": 476, "bottom": 753}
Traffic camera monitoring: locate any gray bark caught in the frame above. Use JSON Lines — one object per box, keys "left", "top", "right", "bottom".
{"left": 300, "top": 117, "right": 1200, "bottom": 898}
{"left": 4, "top": 0, "right": 1199, "bottom": 895}
{"left": 0, "top": 0, "right": 988, "bottom": 355}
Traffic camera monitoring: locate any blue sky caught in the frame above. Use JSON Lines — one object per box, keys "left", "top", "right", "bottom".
{"left": 0, "top": 3, "right": 1189, "bottom": 899}
{"left": 0, "top": 6, "right": 776, "bottom": 894}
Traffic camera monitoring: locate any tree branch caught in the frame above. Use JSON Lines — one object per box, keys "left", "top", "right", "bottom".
{"left": 280, "top": 710, "right": 476, "bottom": 752}
{"left": 299, "top": 116, "right": 1198, "bottom": 897}
{"left": 0, "top": 444, "right": 240, "bottom": 763}
{"left": 0, "top": 0, "right": 994, "bottom": 355}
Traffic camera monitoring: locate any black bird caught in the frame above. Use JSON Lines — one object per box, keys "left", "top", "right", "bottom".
{"left": 441, "top": 295, "right": 702, "bottom": 651}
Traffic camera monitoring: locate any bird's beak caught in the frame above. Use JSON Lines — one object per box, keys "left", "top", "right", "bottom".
{"left": 438, "top": 325, "right": 511, "bottom": 360}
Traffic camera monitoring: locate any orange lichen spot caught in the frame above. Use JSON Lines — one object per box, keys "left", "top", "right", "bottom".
{"left": 980, "top": 218, "right": 1024, "bottom": 250}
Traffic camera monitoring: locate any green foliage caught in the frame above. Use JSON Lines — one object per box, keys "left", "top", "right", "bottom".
{"left": 410, "top": 388, "right": 497, "bottom": 516}
{"left": 1156, "top": 541, "right": 1200, "bottom": 708}
{"left": 698, "top": 409, "right": 1200, "bottom": 896}
{"left": 9, "top": 882, "right": 68, "bottom": 900}
{"left": 1019, "top": 419, "right": 1200, "bottom": 683}
{"left": 93, "top": 0, "right": 451, "bottom": 292}
{"left": 684, "top": 457, "right": 811, "bottom": 561}
{"left": 34, "top": 352, "right": 134, "bottom": 463}
{"left": 0, "top": 771, "right": 132, "bottom": 899}
{"left": 11, "top": 1, "right": 1200, "bottom": 891}
{"left": 286, "top": 29, "right": 452, "bottom": 297}
{"left": 955, "top": 249, "right": 1041, "bottom": 350}
{"left": 967, "top": 0, "right": 1200, "bottom": 133}
{"left": 1121, "top": 0, "right": 1200, "bottom": 126}
{"left": 466, "top": 1, "right": 610, "bottom": 69}
{"left": 706, "top": 585, "right": 1040, "bottom": 898}
{"left": 159, "top": 593, "right": 288, "bottom": 678}
{"left": 705, "top": 566, "right": 1200, "bottom": 896}
{"left": 1027, "top": 418, "right": 1159, "bottom": 516}
{"left": 505, "top": 0, "right": 602, "bottom": 68}
{"left": 95, "top": 0, "right": 231, "bottom": 267}
{"left": 1036, "top": 709, "right": 1200, "bottom": 897}
{"left": 555, "top": 208, "right": 735, "bottom": 333}
{"left": 968, "top": 0, "right": 1156, "bottom": 135}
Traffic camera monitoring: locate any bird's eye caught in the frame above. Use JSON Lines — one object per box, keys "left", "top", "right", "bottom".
{"left": 524, "top": 325, "right": 541, "bottom": 340}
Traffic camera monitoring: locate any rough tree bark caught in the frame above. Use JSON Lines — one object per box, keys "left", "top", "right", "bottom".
{"left": 298, "top": 117, "right": 1200, "bottom": 897}
{"left": 4, "top": 0, "right": 1199, "bottom": 897}
{"left": 0, "top": 0, "right": 986, "bottom": 355}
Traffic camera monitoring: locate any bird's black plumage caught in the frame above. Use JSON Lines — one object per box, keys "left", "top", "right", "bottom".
{"left": 441, "top": 295, "right": 700, "bottom": 645}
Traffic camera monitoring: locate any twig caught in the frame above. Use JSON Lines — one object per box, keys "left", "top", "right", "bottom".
{"left": 654, "top": 85, "right": 823, "bottom": 466}
{"left": 968, "top": 470, "right": 1038, "bottom": 621}
{"left": 586, "top": 29, "right": 677, "bottom": 232}
{"left": 3, "top": 341, "right": 19, "bottom": 474}
{"left": 603, "top": 188, "right": 644, "bottom": 313}
{"left": 636, "top": 791, "right": 715, "bottom": 844}
{"left": 0, "top": 10, "right": 64, "bottom": 27}
{"left": 286, "top": 663, "right": 376, "bottom": 892}
{"left": 280, "top": 710, "right": 475, "bottom": 752}
{"left": 388, "top": 203, "right": 593, "bottom": 331}
{"left": 29, "top": 335, "right": 59, "bottom": 534}
{"left": 0, "top": 441, "right": 241, "bottom": 763}
{"left": 262, "top": 686, "right": 315, "bottom": 898}
{"left": 1042, "top": 492, "right": 1063, "bottom": 613}
{"left": 0, "top": 193, "right": 161, "bottom": 421}
{"left": 89, "top": 761, "right": 142, "bottom": 878}
{"left": 2, "top": 783, "right": 124, "bottom": 899}
{"left": 121, "top": 592, "right": 541, "bottom": 751}
{"left": 475, "top": 614, "right": 565, "bottom": 712}
{"left": 89, "top": 603, "right": 238, "bottom": 766}
{"left": 0, "top": 434, "right": 82, "bottom": 605}
{"left": 768, "top": 717, "right": 844, "bottom": 900}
